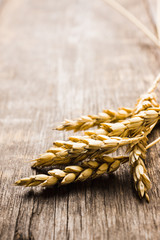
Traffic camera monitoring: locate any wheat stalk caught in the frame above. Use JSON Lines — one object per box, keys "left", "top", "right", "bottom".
{"left": 157, "top": 0, "right": 160, "bottom": 40}
{"left": 147, "top": 72, "right": 160, "bottom": 94}
{"left": 56, "top": 107, "right": 132, "bottom": 132}
{"left": 146, "top": 136, "right": 160, "bottom": 149}
{"left": 15, "top": 156, "right": 128, "bottom": 187}
{"left": 103, "top": 0, "right": 160, "bottom": 48}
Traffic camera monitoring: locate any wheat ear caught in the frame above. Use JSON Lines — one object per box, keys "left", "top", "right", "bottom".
{"left": 85, "top": 91, "right": 159, "bottom": 137}
{"left": 56, "top": 75, "right": 159, "bottom": 133}
{"left": 128, "top": 120, "right": 158, "bottom": 202}
{"left": 15, "top": 156, "right": 128, "bottom": 187}
{"left": 56, "top": 88, "right": 158, "bottom": 133}
{"left": 86, "top": 108, "right": 160, "bottom": 139}
{"left": 157, "top": 0, "right": 160, "bottom": 40}
{"left": 99, "top": 91, "right": 160, "bottom": 137}
{"left": 56, "top": 107, "right": 132, "bottom": 132}
{"left": 129, "top": 138, "right": 150, "bottom": 201}
{"left": 32, "top": 135, "right": 142, "bottom": 168}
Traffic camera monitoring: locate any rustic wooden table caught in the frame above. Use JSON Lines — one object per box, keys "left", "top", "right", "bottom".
{"left": 0, "top": 0, "right": 160, "bottom": 239}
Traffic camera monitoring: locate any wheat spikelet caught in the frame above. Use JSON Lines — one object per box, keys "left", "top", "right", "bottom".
{"left": 56, "top": 108, "right": 132, "bottom": 132}
{"left": 32, "top": 135, "right": 143, "bottom": 168}
{"left": 15, "top": 156, "right": 128, "bottom": 187}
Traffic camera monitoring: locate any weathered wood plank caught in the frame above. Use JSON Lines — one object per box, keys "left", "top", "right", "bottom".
{"left": 0, "top": 0, "right": 160, "bottom": 239}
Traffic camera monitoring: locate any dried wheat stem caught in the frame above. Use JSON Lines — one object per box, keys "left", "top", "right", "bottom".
{"left": 157, "top": 0, "right": 160, "bottom": 40}
{"left": 15, "top": 156, "right": 128, "bottom": 187}
{"left": 147, "top": 72, "right": 160, "bottom": 94}
{"left": 146, "top": 136, "right": 160, "bottom": 149}
{"left": 56, "top": 107, "right": 132, "bottom": 132}
{"left": 103, "top": 0, "right": 160, "bottom": 48}
{"left": 32, "top": 135, "right": 142, "bottom": 168}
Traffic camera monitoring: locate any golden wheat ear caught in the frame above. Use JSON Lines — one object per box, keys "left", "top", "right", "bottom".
{"left": 56, "top": 107, "right": 132, "bottom": 132}
{"left": 15, "top": 156, "right": 129, "bottom": 187}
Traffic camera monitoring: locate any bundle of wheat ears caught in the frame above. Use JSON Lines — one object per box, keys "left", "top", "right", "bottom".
{"left": 15, "top": 74, "right": 160, "bottom": 202}
{"left": 15, "top": 0, "right": 160, "bottom": 202}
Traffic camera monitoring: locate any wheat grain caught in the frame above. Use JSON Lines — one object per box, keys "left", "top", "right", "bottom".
{"left": 15, "top": 156, "right": 128, "bottom": 187}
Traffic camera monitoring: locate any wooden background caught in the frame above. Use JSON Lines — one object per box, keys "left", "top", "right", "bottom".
{"left": 0, "top": 0, "right": 160, "bottom": 239}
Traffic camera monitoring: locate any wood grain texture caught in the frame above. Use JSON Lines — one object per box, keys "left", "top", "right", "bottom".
{"left": 0, "top": 0, "right": 160, "bottom": 239}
